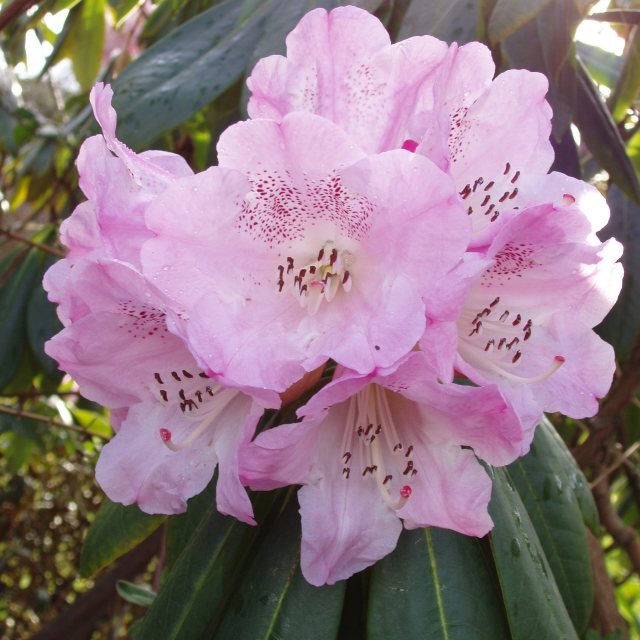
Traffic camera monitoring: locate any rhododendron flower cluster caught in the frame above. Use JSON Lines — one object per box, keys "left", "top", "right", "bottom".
{"left": 44, "top": 5, "right": 622, "bottom": 586}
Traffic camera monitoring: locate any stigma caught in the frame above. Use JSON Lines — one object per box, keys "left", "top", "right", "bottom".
{"left": 276, "top": 242, "right": 353, "bottom": 314}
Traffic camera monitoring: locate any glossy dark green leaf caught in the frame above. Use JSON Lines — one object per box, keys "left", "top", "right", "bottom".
{"left": 488, "top": 467, "right": 578, "bottom": 640}
{"left": 608, "top": 26, "right": 640, "bottom": 121}
{"left": 166, "top": 477, "right": 217, "bottom": 569}
{"left": 135, "top": 493, "right": 276, "bottom": 640}
{"left": 397, "top": 0, "right": 481, "bottom": 43}
{"left": 597, "top": 185, "right": 640, "bottom": 361}
{"left": 573, "top": 58, "right": 640, "bottom": 204}
{"left": 488, "top": 0, "right": 553, "bottom": 44}
{"left": 0, "top": 248, "right": 42, "bottom": 390}
{"left": 536, "top": 418, "right": 598, "bottom": 533}
{"left": 367, "top": 527, "right": 510, "bottom": 639}
{"left": 508, "top": 424, "right": 593, "bottom": 633}
{"left": 113, "top": 0, "right": 274, "bottom": 147}
{"left": 212, "top": 496, "right": 345, "bottom": 639}
{"left": 79, "top": 499, "right": 166, "bottom": 577}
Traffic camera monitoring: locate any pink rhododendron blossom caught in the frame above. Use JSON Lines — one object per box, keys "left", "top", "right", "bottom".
{"left": 456, "top": 182, "right": 623, "bottom": 428}
{"left": 45, "top": 258, "right": 276, "bottom": 520}
{"left": 241, "top": 353, "right": 523, "bottom": 585}
{"left": 142, "top": 113, "right": 469, "bottom": 391}
{"left": 246, "top": 7, "right": 553, "bottom": 238}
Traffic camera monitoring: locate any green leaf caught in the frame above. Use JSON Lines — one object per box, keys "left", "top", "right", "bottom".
{"left": 65, "top": 0, "right": 107, "bottom": 91}
{"left": 116, "top": 580, "right": 157, "bottom": 607}
{"left": 488, "top": 467, "right": 579, "bottom": 640}
{"left": 488, "top": 0, "right": 553, "bottom": 44}
{"left": 573, "top": 58, "right": 640, "bottom": 203}
{"left": 113, "top": 0, "right": 274, "bottom": 147}
{"left": 213, "top": 496, "right": 345, "bottom": 639}
{"left": 501, "top": 0, "right": 589, "bottom": 139}
{"left": 597, "top": 185, "right": 640, "bottom": 361}
{"left": 135, "top": 492, "right": 276, "bottom": 640}
{"left": 608, "top": 26, "right": 640, "bottom": 121}
{"left": 397, "top": 0, "right": 481, "bottom": 43}
{"left": 576, "top": 42, "right": 623, "bottom": 90}
{"left": 368, "top": 527, "right": 510, "bottom": 639}
{"left": 166, "top": 477, "right": 218, "bottom": 569}
{"left": 0, "top": 249, "right": 42, "bottom": 390}
{"left": 5, "top": 432, "right": 37, "bottom": 473}
{"left": 507, "top": 425, "right": 594, "bottom": 634}
{"left": 629, "top": 126, "right": 640, "bottom": 175}
{"left": 79, "top": 499, "right": 166, "bottom": 577}
{"left": 537, "top": 418, "right": 598, "bottom": 533}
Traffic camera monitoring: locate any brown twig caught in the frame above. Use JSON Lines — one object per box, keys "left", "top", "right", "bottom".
{"left": 592, "top": 470, "right": 640, "bottom": 576}
{"left": 0, "top": 404, "right": 109, "bottom": 439}
{"left": 0, "top": 228, "right": 65, "bottom": 258}
{"left": 0, "top": 0, "right": 39, "bottom": 31}
{"left": 0, "top": 390, "right": 79, "bottom": 399}
{"left": 590, "top": 442, "right": 640, "bottom": 488}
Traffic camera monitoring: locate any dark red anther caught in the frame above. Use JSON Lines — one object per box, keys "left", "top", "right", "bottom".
{"left": 160, "top": 428, "right": 172, "bottom": 442}
{"left": 400, "top": 485, "right": 412, "bottom": 499}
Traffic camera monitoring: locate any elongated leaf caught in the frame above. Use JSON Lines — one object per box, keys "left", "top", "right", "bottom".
{"left": 537, "top": 418, "right": 598, "bottom": 533}
{"left": 166, "top": 477, "right": 218, "bottom": 569}
{"left": 117, "top": 580, "right": 157, "bottom": 607}
{"left": 79, "top": 499, "right": 165, "bottom": 577}
{"left": 597, "top": 185, "right": 640, "bottom": 361}
{"left": 587, "top": 9, "right": 640, "bottom": 24}
{"left": 0, "top": 249, "right": 41, "bottom": 390}
{"left": 501, "top": 0, "right": 589, "bottom": 139}
{"left": 397, "top": 0, "right": 481, "bottom": 43}
{"left": 65, "top": 0, "right": 106, "bottom": 91}
{"left": 508, "top": 427, "right": 593, "bottom": 634}
{"left": 368, "top": 527, "right": 510, "bottom": 639}
{"left": 113, "top": 0, "right": 274, "bottom": 147}
{"left": 488, "top": 467, "right": 578, "bottom": 640}
{"left": 608, "top": 26, "right": 640, "bottom": 121}
{"left": 488, "top": 0, "right": 553, "bottom": 44}
{"left": 576, "top": 42, "right": 623, "bottom": 91}
{"left": 135, "top": 493, "right": 276, "bottom": 640}
{"left": 573, "top": 58, "right": 640, "bottom": 203}
{"left": 213, "top": 497, "right": 345, "bottom": 639}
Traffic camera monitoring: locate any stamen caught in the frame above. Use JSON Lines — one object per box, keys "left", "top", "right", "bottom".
{"left": 160, "top": 389, "right": 237, "bottom": 452}
{"left": 484, "top": 355, "right": 565, "bottom": 384}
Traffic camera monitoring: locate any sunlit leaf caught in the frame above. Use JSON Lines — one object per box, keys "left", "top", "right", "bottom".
{"left": 79, "top": 499, "right": 166, "bottom": 577}
{"left": 116, "top": 580, "right": 157, "bottom": 607}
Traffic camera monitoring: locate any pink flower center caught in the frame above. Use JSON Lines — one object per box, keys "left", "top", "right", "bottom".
{"left": 458, "top": 161, "right": 522, "bottom": 229}
{"left": 277, "top": 242, "right": 353, "bottom": 314}
{"left": 459, "top": 297, "right": 565, "bottom": 383}
{"left": 340, "top": 385, "right": 416, "bottom": 511}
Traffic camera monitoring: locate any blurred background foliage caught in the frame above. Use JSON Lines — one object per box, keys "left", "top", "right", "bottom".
{"left": 1, "top": 0, "right": 640, "bottom": 638}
